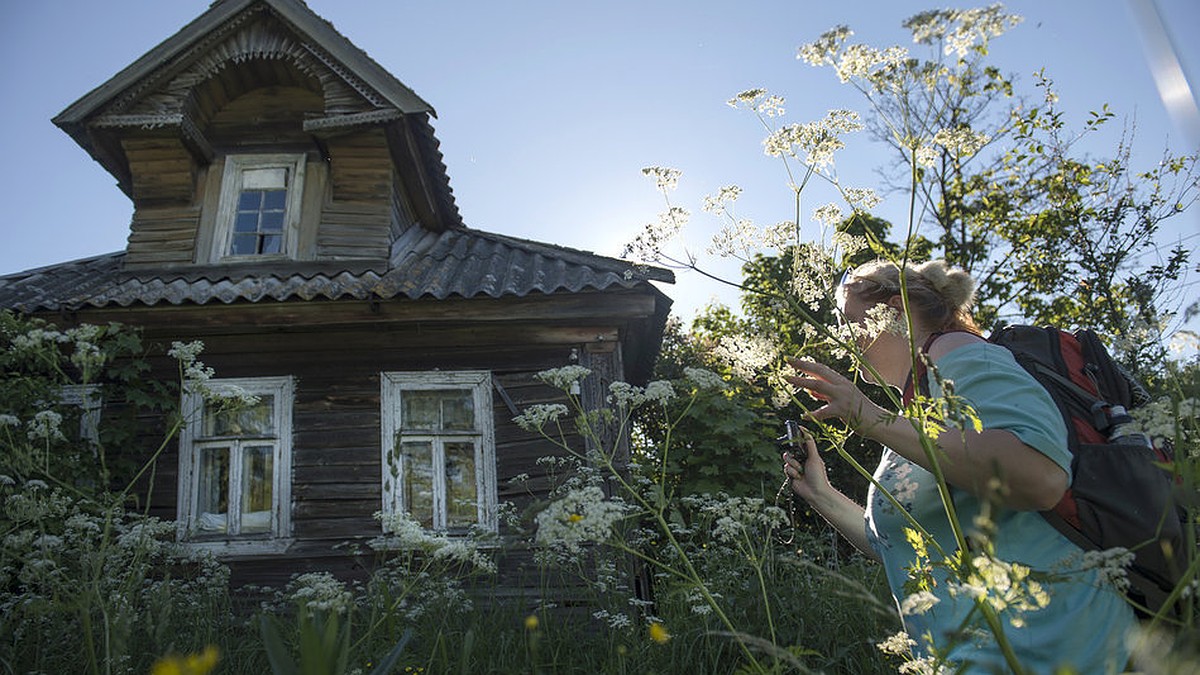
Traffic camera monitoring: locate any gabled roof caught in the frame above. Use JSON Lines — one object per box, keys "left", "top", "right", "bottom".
{"left": 0, "top": 228, "right": 673, "bottom": 313}
{"left": 54, "top": 0, "right": 433, "bottom": 129}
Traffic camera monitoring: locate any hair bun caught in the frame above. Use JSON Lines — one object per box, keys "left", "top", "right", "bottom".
{"left": 915, "top": 260, "right": 976, "bottom": 312}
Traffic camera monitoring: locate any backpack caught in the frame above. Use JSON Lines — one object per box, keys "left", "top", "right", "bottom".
{"left": 906, "top": 325, "right": 1187, "bottom": 616}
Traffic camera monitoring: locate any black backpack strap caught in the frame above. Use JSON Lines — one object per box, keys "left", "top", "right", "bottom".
{"left": 901, "top": 330, "right": 980, "bottom": 405}
{"left": 901, "top": 332, "right": 943, "bottom": 406}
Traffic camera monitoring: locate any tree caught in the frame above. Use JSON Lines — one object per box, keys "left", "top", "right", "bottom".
{"left": 799, "top": 7, "right": 1198, "bottom": 369}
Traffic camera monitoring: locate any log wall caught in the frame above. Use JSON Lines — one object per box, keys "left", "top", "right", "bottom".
{"left": 81, "top": 295, "right": 641, "bottom": 593}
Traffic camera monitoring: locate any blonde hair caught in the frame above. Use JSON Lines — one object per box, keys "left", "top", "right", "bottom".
{"left": 843, "top": 259, "right": 980, "bottom": 333}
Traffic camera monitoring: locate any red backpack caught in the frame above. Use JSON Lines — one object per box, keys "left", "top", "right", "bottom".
{"left": 905, "top": 325, "right": 1186, "bottom": 616}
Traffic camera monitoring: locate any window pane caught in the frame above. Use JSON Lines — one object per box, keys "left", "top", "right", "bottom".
{"left": 203, "top": 394, "right": 274, "bottom": 437}
{"left": 240, "top": 445, "right": 274, "bottom": 534}
{"left": 196, "top": 447, "right": 230, "bottom": 533}
{"left": 262, "top": 189, "right": 287, "bottom": 211}
{"left": 402, "top": 391, "right": 442, "bottom": 431}
{"left": 242, "top": 167, "right": 288, "bottom": 190}
{"left": 259, "top": 210, "right": 284, "bottom": 232}
{"left": 402, "top": 390, "right": 474, "bottom": 431}
{"left": 230, "top": 233, "right": 258, "bottom": 256}
{"left": 441, "top": 393, "right": 474, "bottom": 431}
{"left": 445, "top": 441, "right": 477, "bottom": 528}
{"left": 233, "top": 211, "right": 260, "bottom": 233}
{"left": 261, "top": 235, "right": 282, "bottom": 255}
{"left": 400, "top": 439, "right": 434, "bottom": 529}
{"left": 237, "top": 190, "right": 262, "bottom": 211}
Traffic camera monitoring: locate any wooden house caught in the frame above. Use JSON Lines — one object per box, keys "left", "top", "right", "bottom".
{"left": 0, "top": 0, "right": 672, "bottom": 589}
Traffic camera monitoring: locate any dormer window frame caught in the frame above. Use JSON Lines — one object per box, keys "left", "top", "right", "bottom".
{"left": 210, "top": 153, "right": 307, "bottom": 263}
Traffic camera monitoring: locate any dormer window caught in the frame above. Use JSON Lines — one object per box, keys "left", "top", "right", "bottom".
{"left": 212, "top": 154, "right": 305, "bottom": 261}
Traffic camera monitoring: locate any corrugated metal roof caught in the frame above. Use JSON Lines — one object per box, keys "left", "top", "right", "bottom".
{"left": 0, "top": 227, "right": 673, "bottom": 313}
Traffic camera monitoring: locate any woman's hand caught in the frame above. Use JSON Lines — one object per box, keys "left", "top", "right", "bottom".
{"left": 785, "top": 358, "right": 886, "bottom": 431}
{"left": 782, "top": 429, "right": 829, "bottom": 503}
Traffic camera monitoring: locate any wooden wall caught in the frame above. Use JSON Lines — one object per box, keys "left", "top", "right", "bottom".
{"left": 122, "top": 84, "right": 406, "bottom": 268}
{"left": 86, "top": 296, "right": 638, "bottom": 593}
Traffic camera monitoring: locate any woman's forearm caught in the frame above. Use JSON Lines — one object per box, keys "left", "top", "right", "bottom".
{"left": 805, "top": 487, "right": 879, "bottom": 562}
{"left": 861, "top": 413, "right": 1067, "bottom": 511}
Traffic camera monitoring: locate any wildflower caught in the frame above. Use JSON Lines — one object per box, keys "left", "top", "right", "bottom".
{"left": 786, "top": 243, "right": 839, "bottom": 311}
{"left": 641, "top": 166, "right": 681, "bottom": 193}
{"left": 812, "top": 202, "right": 844, "bottom": 227}
{"left": 644, "top": 380, "right": 675, "bottom": 404}
{"left": 1131, "top": 397, "right": 1198, "bottom": 447}
{"left": 535, "top": 486, "right": 629, "bottom": 554}
{"left": 0, "top": 414, "right": 19, "bottom": 428}
{"left": 831, "top": 230, "right": 870, "bottom": 259}
{"left": 957, "top": 554, "right": 1050, "bottom": 627}
{"left": 798, "top": 25, "right": 853, "bottom": 67}
{"left": 535, "top": 365, "right": 591, "bottom": 390}
{"left": 762, "top": 220, "right": 798, "bottom": 249}
{"left": 862, "top": 304, "right": 909, "bottom": 338}
{"left": 904, "top": 5, "right": 1022, "bottom": 59}
{"left": 648, "top": 622, "right": 671, "bottom": 644}
{"left": 514, "top": 404, "right": 570, "bottom": 432}
{"left": 702, "top": 185, "right": 743, "bottom": 216}
{"left": 763, "top": 110, "right": 862, "bottom": 168}
{"left": 898, "top": 656, "right": 955, "bottom": 675}
{"left": 525, "top": 614, "right": 539, "bottom": 631}
{"left": 431, "top": 539, "right": 497, "bottom": 573}
{"left": 594, "top": 609, "right": 632, "bottom": 630}
{"left": 1079, "top": 547, "right": 1135, "bottom": 592}
{"left": 168, "top": 340, "right": 205, "bottom": 362}
{"left": 26, "top": 410, "right": 65, "bottom": 442}
{"left": 900, "top": 590, "right": 940, "bottom": 616}
{"left": 150, "top": 646, "right": 219, "bottom": 675}
{"left": 931, "top": 126, "right": 990, "bottom": 156}
{"left": 877, "top": 631, "right": 916, "bottom": 656}
{"left": 726, "top": 89, "right": 784, "bottom": 117}
{"left": 10, "top": 327, "right": 68, "bottom": 351}
{"left": 607, "top": 380, "right": 675, "bottom": 408}
{"left": 685, "top": 586, "right": 717, "bottom": 615}
{"left": 607, "top": 382, "right": 644, "bottom": 408}
{"left": 711, "top": 333, "right": 779, "bottom": 381}
{"left": 683, "top": 367, "right": 726, "bottom": 391}
{"left": 1169, "top": 330, "right": 1199, "bottom": 354}
{"left": 208, "top": 384, "right": 259, "bottom": 409}
{"left": 287, "top": 571, "right": 353, "bottom": 614}
{"left": 707, "top": 218, "right": 759, "bottom": 258}
{"left": 842, "top": 187, "right": 882, "bottom": 210}
{"left": 914, "top": 144, "right": 939, "bottom": 167}
{"left": 624, "top": 206, "right": 690, "bottom": 262}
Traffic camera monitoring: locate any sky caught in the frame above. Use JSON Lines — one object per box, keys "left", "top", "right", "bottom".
{"left": 1, "top": 0, "right": 1197, "bottom": 325}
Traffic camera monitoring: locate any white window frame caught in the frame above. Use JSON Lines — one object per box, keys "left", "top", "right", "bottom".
{"left": 380, "top": 371, "right": 497, "bottom": 534}
{"left": 210, "top": 154, "right": 306, "bottom": 262}
{"left": 177, "top": 376, "right": 294, "bottom": 555}
{"left": 58, "top": 384, "right": 102, "bottom": 444}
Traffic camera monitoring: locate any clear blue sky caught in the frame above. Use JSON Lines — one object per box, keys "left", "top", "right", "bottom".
{"left": 1, "top": 0, "right": 1197, "bottom": 322}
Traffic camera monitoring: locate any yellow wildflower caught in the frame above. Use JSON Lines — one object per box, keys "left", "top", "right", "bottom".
{"left": 150, "top": 646, "right": 219, "bottom": 675}
{"left": 649, "top": 622, "right": 671, "bottom": 644}
{"left": 525, "top": 614, "right": 539, "bottom": 631}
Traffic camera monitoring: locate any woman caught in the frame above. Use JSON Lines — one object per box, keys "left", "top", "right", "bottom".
{"left": 783, "top": 259, "right": 1135, "bottom": 673}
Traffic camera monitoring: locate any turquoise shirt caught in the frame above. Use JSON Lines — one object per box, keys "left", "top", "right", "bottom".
{"left": 864, "top": 342, "right": 1136, "bottom": 673}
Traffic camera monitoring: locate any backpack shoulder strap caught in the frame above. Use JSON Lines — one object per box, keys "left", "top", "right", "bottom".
{"left": 901, "top": 330, "right": 978, "bottom": 406}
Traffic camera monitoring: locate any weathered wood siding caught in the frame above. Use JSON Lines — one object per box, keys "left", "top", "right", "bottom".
{"left": 84, "top": 295, "right": 639, "bottom": 591}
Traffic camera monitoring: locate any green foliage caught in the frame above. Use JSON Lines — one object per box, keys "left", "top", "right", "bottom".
{"left": 0, "top": 312, "right": 230, "bottom": 675}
